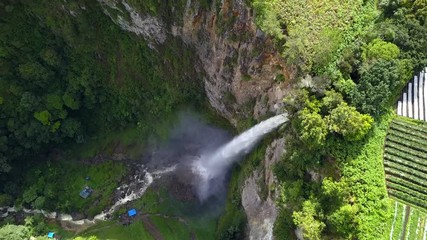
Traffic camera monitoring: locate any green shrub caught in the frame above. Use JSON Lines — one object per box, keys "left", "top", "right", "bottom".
{"left": 327, "top": 102, "right": 373, "bottom": 141}
{"left": 0, "top": 224, "right": 30, "bottom": 240}
{"left": 362, "top": 38, "right": 400, "bottom": 61}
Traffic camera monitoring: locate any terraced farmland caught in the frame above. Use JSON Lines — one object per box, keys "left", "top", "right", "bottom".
{"left": 388, "top": 201, "right": 427, "bottom": 240}
{"left": 384, "top": 117, "right": 427, "bottom": 212}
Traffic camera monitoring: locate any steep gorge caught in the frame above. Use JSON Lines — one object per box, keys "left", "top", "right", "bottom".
{"left": 95, "top": 1, "right": 291, "bottom": 238}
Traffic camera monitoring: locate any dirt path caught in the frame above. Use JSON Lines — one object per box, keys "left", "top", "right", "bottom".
{"left": 141, "top": 215, "right": 165, "bottom": 240}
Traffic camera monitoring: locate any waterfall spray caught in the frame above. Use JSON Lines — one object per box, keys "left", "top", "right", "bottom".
{"left": 1, "top": 113, "right": 288, "bottom": 225}
{"left": 192, "top": 113, "right": 288, "bottom": 201}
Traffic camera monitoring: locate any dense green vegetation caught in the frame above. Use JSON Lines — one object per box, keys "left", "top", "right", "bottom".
{"left": 1, "top": 0, "right": 426, "bottom": 239}
{"left": 0, "top": 0, "right": 205, "bottom": 216}
{"left": 0, "top": 219, "right": 94, "bottom": 240}
{"left": 0, "top": 1, "right": 213, "bottom": 238}
{"left": 253, "top": 0, "right": 427, "bottom": 239}
{"left": 21, "top": 160, "right": 125, "bottom": 216}
{"left": 384, "top": 117, "right": 427, "bottom": 212}
{"left": 0, "top": 0, "right": 204, "bottom": 175}
{"left": 274, "top": 113, "right": 393, "bottom": 240}
{"left": 252, "top": 0, "right": 377, "bottom": 73}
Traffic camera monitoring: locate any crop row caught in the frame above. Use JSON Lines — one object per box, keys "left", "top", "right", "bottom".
{"left": 384, "top": 161, "right": 427, "bottom": 182}
{"left": 387, "top": 129, "right": 427, "bottom": 148}
{"left": 418, "top": 216, "right": 427, "bottom": 240}
{"left": 390, "top": 201, "right": 405, "bottom": 240}
{"left": 388, "top": 200, "right": 427, "bottom": 240}
{"left": 384, "top": 153, "right": 427, "bottom": 174}
{"left": 387, "top": 181, "right": 427, "bottom": 203}
{"left": 384, "top": 147, "right": 427, "bottom": 168}
{"left": 389, "top": 123, "right": 427, "bottom": 141}
{"left": 385, "top": 168, "right": 427, "bottom": 189}
{"left": 386, "top": 135, "right": 427, "bottom": 154}
{"left": 405, "top": 209, "right": 416, "bottom": 240}
{"left": 391, "top": 196, "right": 427, "bottom": 216}
{"left": 405, "top": 208, "right": 424, "bottom": 240}
{"left": 388, "top": 189, "right": 427, "bottom": 210}
{"left": 393, "top": 119, "right": 427, "bottom": 134}
{"left": 385, "top": 141, "right": 426, "bottom": 159}
{"left": 386, "top": 175, "right": 427, "bottom": 196}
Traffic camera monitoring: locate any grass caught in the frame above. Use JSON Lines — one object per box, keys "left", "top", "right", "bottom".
{"left": 76, "top": 214, "right": 217, "bottom": 240}
{"left": 77, "top": 184, "right": 218, "bottom": 240}
{"left": 252, "top": 0, "right": 377, "bottom": 72}
{"left": 149, "top": 216, "right": 190, "bottom": 239}
{"left": 128, "top": 187, "right": 190, "bottom": 216}
{"left": 21, "top": 109, "right": 216, "bottom": 217}
{"left": 80, "top": 221, "right": 154, "bottom": 240}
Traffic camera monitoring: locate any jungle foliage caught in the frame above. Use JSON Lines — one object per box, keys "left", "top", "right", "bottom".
{"left": 0, "top": 0, "right": 204, "bottom": 175}
{"left": 0, "top": 0, "right": 208, "bottom": 229}
{"left": 254, "top": 0, "right": 427, "bottom": 239}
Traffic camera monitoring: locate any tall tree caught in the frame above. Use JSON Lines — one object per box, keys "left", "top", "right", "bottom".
{"left": 293, "top": 199, "right": 326, "bottom": 240}
{"left": 327, "top": 102, "right": 373, "bottom": 141}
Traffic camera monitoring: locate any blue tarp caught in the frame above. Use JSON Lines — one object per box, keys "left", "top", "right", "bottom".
{"left": 128, "top": 208, "right": 137, "bottom": 217}
{"left": 47, "top": 232, "right": 55, "bottom": 238}
{"left": 79, "top": 187, "right": 93, "bottom": 199}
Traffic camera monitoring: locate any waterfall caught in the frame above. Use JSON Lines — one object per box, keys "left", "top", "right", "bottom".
{"left": 0, "top": 113, "right": 288, "bottom": 225}
{"left": 192, "top": 113, "right": 288, "bottom": 201}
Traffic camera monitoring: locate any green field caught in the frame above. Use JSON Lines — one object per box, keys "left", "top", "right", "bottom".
{"left": 73, "top": 185, "right": 218, "bottom": 240}
{"left": 388, "top": 200, "right": 427, "bottom": 240}
{"left": 384, "top": 117, "right": 427, "bottom": 212}
{"left": 79, "top": 221, "right": 154, "bottom": 240}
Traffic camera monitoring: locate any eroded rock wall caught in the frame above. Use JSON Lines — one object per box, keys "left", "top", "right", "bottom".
{"left": 96, "top": 1, "right": 293, "bottom": 239}
{"left": 98, "top": 0, "right": 294, "bottom": 125}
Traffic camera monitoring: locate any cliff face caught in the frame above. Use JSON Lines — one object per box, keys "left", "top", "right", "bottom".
{"left": 99, "top": 0, "right": 293, "bottom": 125}
{"left": 242, "top": 138, "right": 286, "bottom": 240}
{"left": 173, "top": 0, "right": 291, "bottom": 125}
{"left": 97, "top": 0, "right": 292, "bottom": 238}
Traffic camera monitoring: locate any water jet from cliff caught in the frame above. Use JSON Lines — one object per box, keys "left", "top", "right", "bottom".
{"left": 192, "top": 114, "right": 288, "bottom": 201}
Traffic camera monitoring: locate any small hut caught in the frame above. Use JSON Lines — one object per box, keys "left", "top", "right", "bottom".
{"left": 79, "top": 186, "right": 93, "bottom": 199}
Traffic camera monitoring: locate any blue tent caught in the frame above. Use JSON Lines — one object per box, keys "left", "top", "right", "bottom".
{"left": 47, "top": 232, "right": 55, "bottom": 238}
{"left": 128, "top": 208, "right": 137, "bottom": 217}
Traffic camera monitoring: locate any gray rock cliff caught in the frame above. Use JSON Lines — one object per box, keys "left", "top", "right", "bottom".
{"left": 97, "top": 1, "right": 293, "bottom": 239}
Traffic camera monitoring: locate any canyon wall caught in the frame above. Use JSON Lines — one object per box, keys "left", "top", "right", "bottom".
{"left": 95, "top": 0, "right": 293, "bottom": 238}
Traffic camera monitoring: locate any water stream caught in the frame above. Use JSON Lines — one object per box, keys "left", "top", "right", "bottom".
{"left": 0, "top": 165, "right": 176, "bottom": 226}
{"left": 0, "top": 113, "right": 288, "bottom": 227}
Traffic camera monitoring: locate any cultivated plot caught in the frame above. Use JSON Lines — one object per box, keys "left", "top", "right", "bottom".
{"left": 384, "top": 117, "right": 427, "bottom": 212}
{"left": 388, "top": 200, "right": 427, "bottom": 240}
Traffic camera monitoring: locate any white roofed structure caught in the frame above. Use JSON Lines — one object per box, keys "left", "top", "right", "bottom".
{"left": 396, "top": 68, "right": 427, "bottom": 122}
